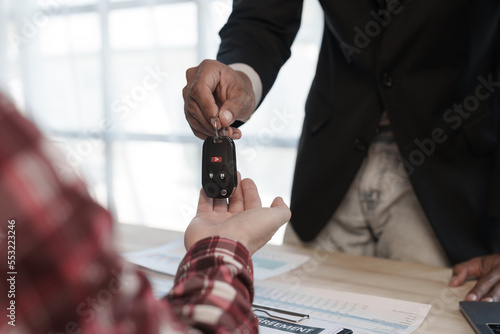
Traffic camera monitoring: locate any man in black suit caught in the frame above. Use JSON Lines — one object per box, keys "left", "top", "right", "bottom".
{"left": 183, "top": 0, "right": 500, "bottom": 301}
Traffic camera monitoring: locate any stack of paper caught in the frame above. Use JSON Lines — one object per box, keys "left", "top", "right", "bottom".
{"left": 123, "top": 238, "right": 311, "bottom": 280}
{"left": 124, "top": 240, "right": 432, "bottom": 334}
{"left": 253, "top": 280, "right": 431, "bottom": 334}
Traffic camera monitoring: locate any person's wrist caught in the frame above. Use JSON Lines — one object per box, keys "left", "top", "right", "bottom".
{"left": 233, "top": 70, "right": 256, "bottom": 123}
{"left": 186, "top": 236, "right": 252, "bottom": 261}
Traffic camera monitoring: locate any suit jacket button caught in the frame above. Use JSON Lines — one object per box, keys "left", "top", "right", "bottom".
{"left": 382, "top": 73, "right": 393, "bottom": 87}
{"left": 354, "top": 138, "right": 368, "bottom": 152}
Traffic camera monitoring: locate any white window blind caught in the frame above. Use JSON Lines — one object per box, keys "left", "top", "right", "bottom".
{"left": 0, "top": 0, "right": 322, "bottom": 243}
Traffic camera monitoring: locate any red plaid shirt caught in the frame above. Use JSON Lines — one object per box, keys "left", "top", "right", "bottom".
{"left": 0, "top": 93, "right": 257, "bottom": 333}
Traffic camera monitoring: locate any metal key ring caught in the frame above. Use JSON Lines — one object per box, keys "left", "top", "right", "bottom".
{"left": 213, "top": 114, "right": 226, "bottom": 139}
{"left": 213, "top": 114, "right": 219, "bottom": 138}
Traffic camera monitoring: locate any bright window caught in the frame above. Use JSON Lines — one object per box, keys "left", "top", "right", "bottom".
{"left": 0, "top": 0, "right": 322, "bottom": 243}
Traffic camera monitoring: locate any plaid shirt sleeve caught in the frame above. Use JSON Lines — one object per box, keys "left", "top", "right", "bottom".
{"left": 0, "top": 93, "right": 258, "bottom": 334}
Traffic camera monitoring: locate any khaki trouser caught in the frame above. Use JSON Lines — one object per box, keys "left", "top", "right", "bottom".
{"left": 284, "top": 131, "right": 451, "bottom": 267}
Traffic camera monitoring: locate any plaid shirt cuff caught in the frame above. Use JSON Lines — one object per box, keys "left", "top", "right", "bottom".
{"left": 168, "top": 237, "right": 257, "bottom": 333}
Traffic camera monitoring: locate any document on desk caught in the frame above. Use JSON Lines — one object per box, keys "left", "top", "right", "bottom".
{"left": 124, "top": 239, "right": 187, "bottom": 276}
{"left": 144, "top": 275, "right": 348, "bottom": 334}
{"left": 143, "top": 275, "right": 427, "bottom": 334}
{"left": 123, "top": 238, "right": 311, "bottom": 280}
{"left": 146, "top": 275, "right": 174, "bottom": 299}
{"left": 253, "top": 280, "right": 431, "bottom": 334}
{"left": 256, "top": 315, "right": 345, "bottom": 334}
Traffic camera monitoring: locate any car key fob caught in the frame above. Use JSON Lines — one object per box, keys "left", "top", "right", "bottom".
{"left": 202, "top": 136, "right": 237, "bottom": 198}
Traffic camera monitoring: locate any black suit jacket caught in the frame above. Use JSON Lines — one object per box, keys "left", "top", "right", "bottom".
{"left": 217, "top": 0, "right": 500, "bottom": 264}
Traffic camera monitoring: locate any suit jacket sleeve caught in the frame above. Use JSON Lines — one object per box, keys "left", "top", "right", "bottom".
{"left": 487, "top": 95, "right": 500, "bottom": 218}
{"left": 485, "top": 37, "right": 500, "bottom": 219}
{"left": 217, "top": 0, "right": 304, "bottom": 102}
